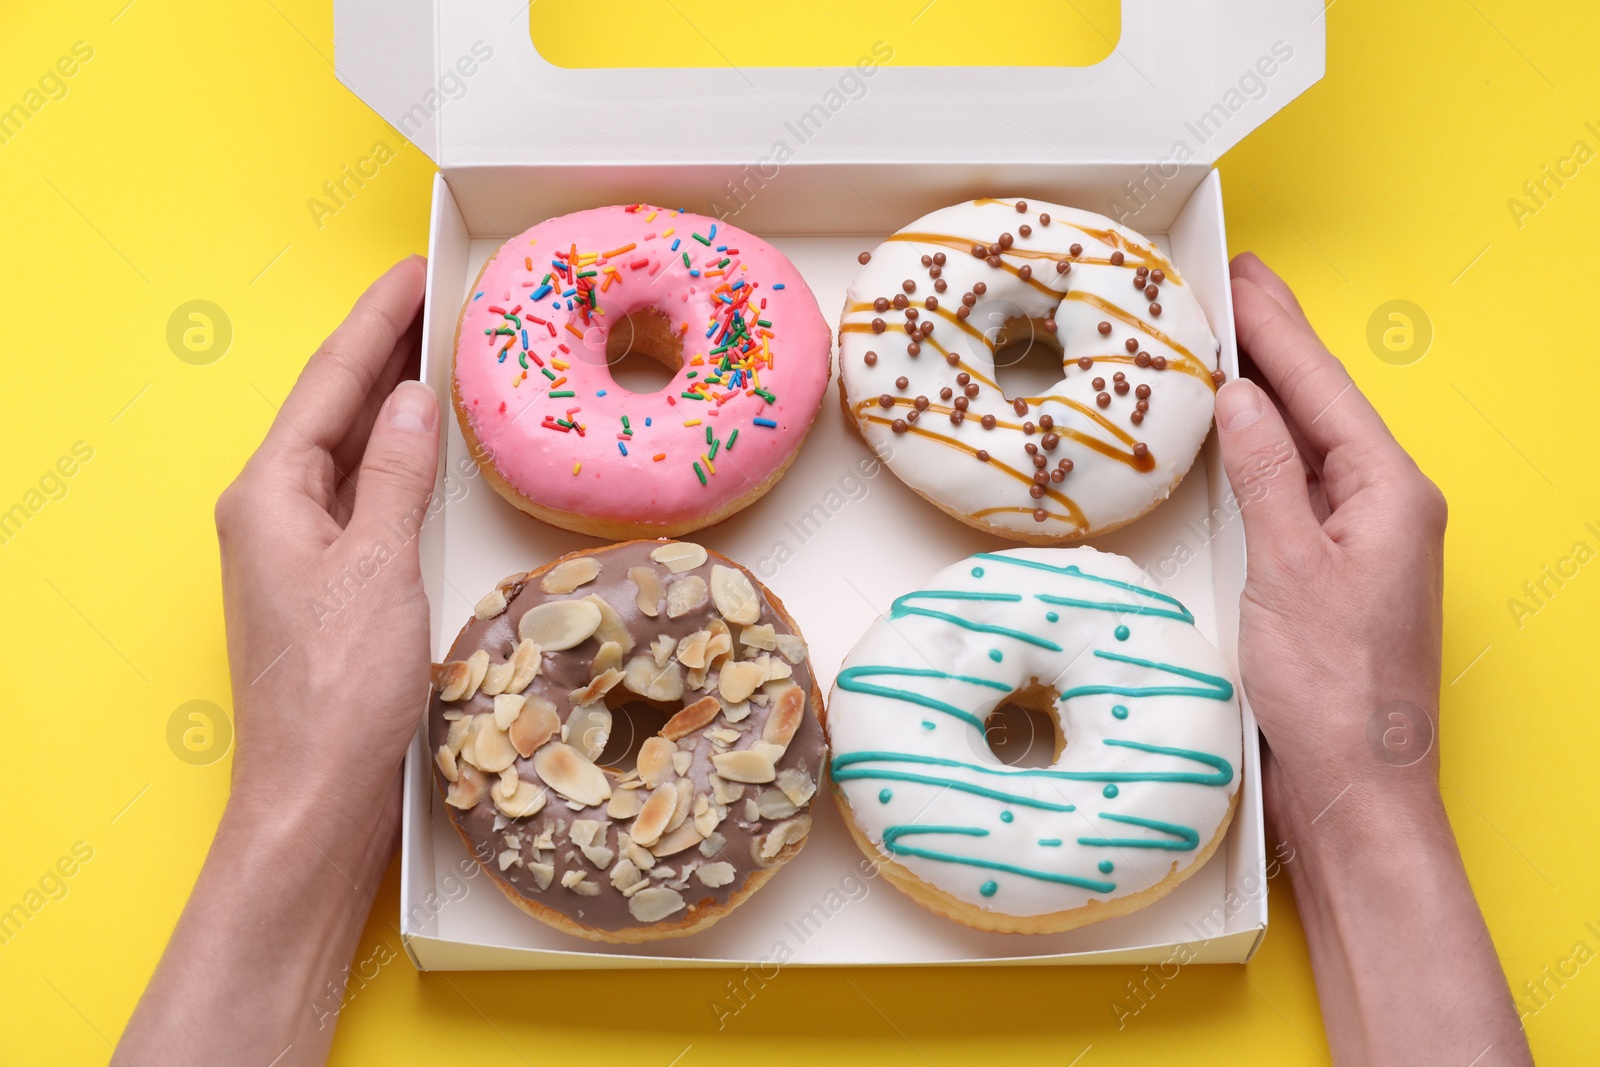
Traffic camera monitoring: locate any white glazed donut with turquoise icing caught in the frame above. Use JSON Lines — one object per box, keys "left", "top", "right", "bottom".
{"left": 826, "top": 547, "right": 1242, "bottom": 932}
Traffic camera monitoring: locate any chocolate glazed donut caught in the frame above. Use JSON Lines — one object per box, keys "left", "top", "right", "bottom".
{"left": 428, "top": 540, "right": 825, "bottom": 943}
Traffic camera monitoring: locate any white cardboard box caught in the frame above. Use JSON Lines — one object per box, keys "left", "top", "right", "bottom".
{"left": 333, "top": 0, "right": 1324, "bottom": 970}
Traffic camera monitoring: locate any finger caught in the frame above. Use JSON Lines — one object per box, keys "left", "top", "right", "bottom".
{"left": 1232, "top": 276, "right": 1399, "bottom": 459}
{"left": 1239, "top": 349, "right": 1331, "bottom": 523}
{"left": 348, "top": 380, "right": 439, "bottom": 540}
{"left": 265, "top": 256, "right": 427, "bottom": 458}
{"left": 1214, "top": 378, "right": 1322, "bottom": 547}
{"left": 333, "top": 313, "right": 422, "bottom": 475}
{"left": 1230, "top": 252, "right": 1314, "bottom": 333}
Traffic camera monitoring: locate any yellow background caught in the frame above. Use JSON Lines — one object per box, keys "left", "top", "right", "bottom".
{"left": 2, "top": 1, "right": 1596, "bottom": 1063}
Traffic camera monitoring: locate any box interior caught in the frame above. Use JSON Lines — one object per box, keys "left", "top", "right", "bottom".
{"left": 401, "top": 163, "right": 1266, "bottom": 970}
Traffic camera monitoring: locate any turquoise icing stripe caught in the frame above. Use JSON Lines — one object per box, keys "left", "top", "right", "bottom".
{"left": 890, "top": 590, "right": 1064, "bottom": 651}
{"left": 973, "top": 552, "right": 1195, "bottom": 622}
{"left": 1059, "top": 649, "right": 1235, "bottom": 702}
{"left": 882, "top": 825, "right": 1116, "bottom": 894}
{"left": 1035, "top": 593, "right": 1194, "bottom": 624}
{"left": 833, "top": 741, "right": 1233, "bottom": 786}
{"left": 835, "top": 666, "right": 1008, "bottom": 731}
{"left": 832, "top": 768, "right": 1078, "bottom": 811}
{"left": 1077, "top": 812, "right": 1201, "bottom": 851}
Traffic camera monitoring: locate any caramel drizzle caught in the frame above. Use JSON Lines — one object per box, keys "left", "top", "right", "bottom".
{"left": 1060, "top": 291, "right": 1216, "bottom": 390}
{"left": 859, "top": 412, "right": 1088, "bottom": 531}
{"left": 860, "top": 396, "right": 1153, "bottom": 473}
{"left": 965, "top": 200, "right": 1180, "bottom": 279}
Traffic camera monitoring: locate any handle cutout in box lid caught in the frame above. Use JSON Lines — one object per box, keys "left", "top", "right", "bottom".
{"left": 529, "top": 0, "right": 1119, "bottom": 69}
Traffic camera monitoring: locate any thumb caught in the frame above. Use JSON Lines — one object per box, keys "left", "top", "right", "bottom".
{"left": 350, "top": 380, "right": 440, "bottom": 538}
{"left": 1214, "top": 378, "right": 1319, "bottom": 549}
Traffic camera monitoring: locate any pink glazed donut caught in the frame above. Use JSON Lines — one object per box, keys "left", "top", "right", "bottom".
{"left": 453, "top": 205, "right": 832, "bottom": 539}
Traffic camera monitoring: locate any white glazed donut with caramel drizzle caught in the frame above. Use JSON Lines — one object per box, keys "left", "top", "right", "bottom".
{"left": 838, "top": 198, "right": 1223, "bottom": 543}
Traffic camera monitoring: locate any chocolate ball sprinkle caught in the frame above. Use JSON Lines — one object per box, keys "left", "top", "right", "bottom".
{"left": 878, "top": 393, "right": 894, "bottom": 408}
{"left": 1033, "top": 508, "right": 1049, "bottom": 522}
{"left": 914, "top": 395, "right": 930, "bottom": 410}
{"left": 1039, "top": 414, "right": 1054, "bottom": 430}
{"left": 906, "top": 409, "right": 920, "bottom": 423}
{"left": 1019, "top": 224, "right": 1032, "bottom": 237}
{"left": 999, "top": 233, "right": 1014, "bottom": 249}
{"left": 905, "top": 308, "right": 919, "bottom": 321}
{"left": 940, "top": 387, "right": 954, "bottom": 400}
{"left": 1056, "top": 260, "right": 1071, "bottom": 274}
{"left": 1096, "top": 392, "right": 1111, "bottom": 408}
{"left": 1131, "top": 410, "right": 1145, "bottom": 425}
{"left": 1077, "top": 356, "right": 1094, "bottom": 370}
{"left": 1015, "top": 201, "right": 1028, "bottom": 213}
{"left": 919, "top": 321, "right": 934, "bottom": 338}
{"left": 956, "top": 372, "right": 971, "bottom": 385}
{"left": 1151, "top": 269, "right": 1165, "bottom": 283}
{"left": 1145, "top": 284, "right": 1159, "bottom": 299}
{"left": 1041, "top": 431, "right": 1060, "bottom": 450}
{"left": 893, "top": 293, "right": 909, "bottom": 309}
{"left": 971, "top": 244, "right": 987, "bottom": 258}
{"left": 1025, "top": 442, "right": 1039, "bottom": 455}
{"left": 1049, "top": 469, "right": 1065, "bottom": 484}
{"left": 1032, "top": 454, "right": 1048, "bottom": 469}
{"left": 891, "top": 418, "right": 907, "bottom": 433}
{"left": 1039, "top": 213, "right": 1051, "bottom": 226}
{"left": 933, "top": 252, "right": 947, "bottom": 266}
{"left": 1029, "top": 485, "right": 1046, "bottom": 499}
{"left": 1125, "top": 338, "right": 1139, "bottom": 353}
{"left": 1135, "top": 384, "right": 1151, "bottom": 399}
{"left": 1149, "top": 303, "right": 1162, "bottom": 316}
{"left": 874, "top": 297, "right": 890, "bottom": 312}
{"left": 964, "top": 382, "right": 979, "bottom": 397}
{"left": 976, "top": 449, "right": 990, "bottom": 462}
{"left": 858, "top": 251, "right": 872, "bottom": 264}
{"left": 1136, "top": 399, "right": 1149, "bottom": 412}
{"left": 1011, "top": 398, "right": 1028, "bottom": 416}
{"left": 925, "top": 296, "right": 938, "bottom": 310}
{"left": 934, "top": 279, "right": 948, "bottom": 292}
{"left": 871, "top": 318, "right": 886, "bottom": 333}
{"left": 1132, "top": 442, "right": 1149, "bottom": 459}
{"left": 973, "top": 282, "right": 987, "bottom": 295}
{"left": 1134, "top": 351, "right": 1151, "bottom": 367}
{"left": 1211, "top": 369, "right": 1226, "bottom": 385}
{"left": 1152, "top": 355, "right": 1168, "bottom": 370}
{"left": 1023, "top": 421, "right": 1037, "bottom": 435}
{"left": 954, "top": 396, "right": 969, "bottom": 411}
{"left": 1092, "top": 377, "right": 1105, "bottom": 390}
{"left": 1059, "top": 457, "right": 1074, "bottom": 472}
{"left": 962, "top": 292, "right": 977, "bottom": 307}
{"left": 956, "top": 306, "right": 970, "bottom": 320}
{"left": 1069, "top": 242, "right": 1082, "bottom": 256}
{"left": 907, "top": 342, "right": 921, "bottom": 356}
{"left": 864, "top": 351, "right": 877, "bottom": 366}
{"left": 986, "top": 255, "right": 1002, "bottom": 267}
{"left": 1115, "top": 381, "right": 1130, "bottom": 395}
{"left": 945, "top": 352, "right": 961, "bottom": 365}
{"left": 1018, "top": 264, "right": 1032, "bottom": 281}
{"left": 1043, "top": 318, "right": 1057, "bottom": 333}
{"left": 895, "top": 375, "right": 909, "bottom": 390}
{"left": 929, "top": 265, "right": 942, "bottom": 278}
{"left": 1110, "top": 251, "right": 1125, "bottom": 266}
{"left": 920, "top": 254, "right": 933, "bottom": 267}
{"left": 1097, "top": 321, "right": 1112, "bottom": 336}
{"left": 949, "top": 410, "right": 965, "bottom": 425}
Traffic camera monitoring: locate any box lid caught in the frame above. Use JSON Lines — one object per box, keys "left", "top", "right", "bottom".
{"left": 334, "top": 0, "right": 1323, "bottom": 169}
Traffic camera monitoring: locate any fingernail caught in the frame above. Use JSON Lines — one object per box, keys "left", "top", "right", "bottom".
{"left": 387, "top": 380, "right": 437, "bottom": 434}
{"left": 1215, "top": 379, "right": 1264, "bottom": 432}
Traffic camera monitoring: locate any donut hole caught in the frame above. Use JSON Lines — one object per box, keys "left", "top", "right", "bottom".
{"left": 594, "top": 700, "right": 674, "bottom": 773}
{"left": 604, "top": 308, "right": 683, "bottom": 394}
{"left": 983, "top": 683, "right": 1065, "bottom": 770}
{"left": 989, "top": 314, "right": 1065, "bottom": 402}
